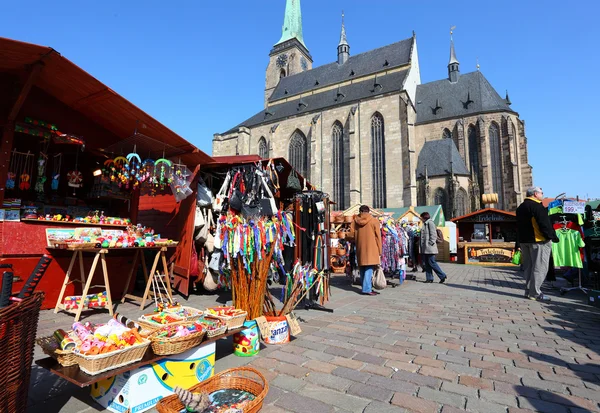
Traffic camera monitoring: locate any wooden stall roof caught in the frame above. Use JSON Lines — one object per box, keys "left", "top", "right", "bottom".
{"left": 0, "top": 36, "right": 212, "bottom": 165}
{"left": 451, "top": 208, "right": 516, "bottom": 223}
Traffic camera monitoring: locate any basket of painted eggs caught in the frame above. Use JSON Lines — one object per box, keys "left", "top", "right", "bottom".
{"left": 70, "top": 320, "right": 150, "bottom": 375}
{"left": 148, "top": 323, "right": 206, "bottom": 356}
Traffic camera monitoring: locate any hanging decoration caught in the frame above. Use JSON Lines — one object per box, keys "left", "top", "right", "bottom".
{"left": 68, "top": 150, "right": 83, "bottom": 195}
{"left": 34, "top": 153, "right": 48, "bottom": 194}
{"left": 18, "top": 151, "right": 34, "bottom": 191}
{"left": 19, "top": 117, "right": 86, "bottom": 149}
{"left": 153, "top": 158, "right": 173, "bottom": 190}
{"left": 125, "top": 149, "right": 142, "bottom": 188}
{"left": 51, "top": 153, "right": 62, "bottom": 191}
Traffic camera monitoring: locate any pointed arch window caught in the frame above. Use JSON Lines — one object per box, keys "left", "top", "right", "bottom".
{"left": 489, "top": 122, "right": 503, "bottom": 209}
{"left": 289, "top": 130, "right": 308, "bottom": 179}
{"left": 456, "top": 188, "right": 468, "bottom": 218}
{"left": 280, "top": 69, "right": 286, "bottom": 80}
{"left": 510, "top": 122, "right": 517, "bottom": 163}
{"left": 258, "top": 137, "right": 268, "bottom": 159}
{"left": 371, "top": 113, "right": 386, "bottom": 209}
{"left": 468, "top": 125, "right": 479, "bottom": 177}
{"left": 332, "top": 121, "right": 347, "bottom": 210}
{"left": 442, "top": 128, "right": 452, "bottom": 140}
{"left": 434, "top": 188, "right": 448, "bottom": 218}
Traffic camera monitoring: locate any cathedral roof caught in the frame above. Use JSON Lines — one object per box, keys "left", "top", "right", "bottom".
{"left": 223, "top": 67, "right": 410, "bottom": 134}
{"left": 415, "top": 71, "right": 515, "bottom": 124}
{"left": 416, "top": 139, "right": 470, "bottom": 178}
{"left": 268, "top": 37, "right": 413, "bottom": 102}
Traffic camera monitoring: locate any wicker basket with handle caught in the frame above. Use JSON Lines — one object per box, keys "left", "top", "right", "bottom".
{"left": 73, "top": 339, "right": 150, "bottom": 375}
{"left": 36, "top": 333, "right": 78, "bottom": 367}
{"left": 156, "top": 367, "right": 268, "bottom": 413}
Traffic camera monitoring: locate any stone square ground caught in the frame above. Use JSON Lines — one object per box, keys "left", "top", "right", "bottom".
{"left": 28, "top": 263, "right": 600, "bottom": 413}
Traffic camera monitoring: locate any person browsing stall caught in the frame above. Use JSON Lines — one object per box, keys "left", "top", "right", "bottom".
{"left": 351, "top": 205, "right": 382, "bottom": 296}
{"left": 420, "top": 212, "right": 448, "bottom": 284}
{"left": 516, "top": 186, "right": 559, "bottom": 301}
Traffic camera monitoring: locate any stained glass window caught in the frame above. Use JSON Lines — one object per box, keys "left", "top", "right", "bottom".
{"left": 371, "top": 113, "right": 386, "bottom": 208}
{"left": 289, "top": 130, "right": 308, "bottom": 179}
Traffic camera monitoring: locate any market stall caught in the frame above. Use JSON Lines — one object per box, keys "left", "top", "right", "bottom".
{"left": 0, "top": 37, "right": 212, "bottom": 309}
{"left": 452, "top": 208, "right": 518, "bottom": 265}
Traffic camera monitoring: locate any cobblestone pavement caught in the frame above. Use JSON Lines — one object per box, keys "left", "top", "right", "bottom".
{"left": 29, "top": 264, "right": 600, "bottom": 413}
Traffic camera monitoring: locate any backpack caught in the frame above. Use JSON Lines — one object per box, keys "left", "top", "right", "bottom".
{"left": 436, "top": 228, "right": 444, "bottom": 244}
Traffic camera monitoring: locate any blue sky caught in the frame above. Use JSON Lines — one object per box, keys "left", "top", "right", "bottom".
{"left": 3, "top": 1, "right": 599, "bottom": 199}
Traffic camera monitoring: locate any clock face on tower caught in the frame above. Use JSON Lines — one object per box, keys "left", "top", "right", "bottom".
{"left": 276, "top": 54, "right": 288, "bottom": 68}
{"left": 301, "top": 57, "right": 308, "bottom": 71}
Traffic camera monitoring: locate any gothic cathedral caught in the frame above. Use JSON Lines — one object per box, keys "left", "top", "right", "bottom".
{"left": 213, "top": 0, "right": 533, "bottom": 218}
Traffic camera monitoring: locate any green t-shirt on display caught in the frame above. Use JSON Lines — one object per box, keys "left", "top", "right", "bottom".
{"left": 552, "top": 229, "right": 586, "bottom": 268}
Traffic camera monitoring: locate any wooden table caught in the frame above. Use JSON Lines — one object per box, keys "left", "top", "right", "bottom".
{"left": 51, "top": 246, "right": 175, "bottom": 321}
{"left": 35, "top": 327, "right": 244, "bottom": 388}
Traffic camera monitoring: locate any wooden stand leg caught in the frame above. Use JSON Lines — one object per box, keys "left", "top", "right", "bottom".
{"left": 121, "top": 250, "right": 140, "bottom": 303}
{"left": 54, "top": 250, "right": 78, "bottom": 314}
{"left": 100, "top": 252, "right": 114, "bottom": 316}
{"left": 140, "top": 250, "right": 162, "bottom": 309}
{"left": 160, "top": 248, "right": 174, "bottom": 302}
{"left": 74, "top": 251, "right": 101, "bottom": 322}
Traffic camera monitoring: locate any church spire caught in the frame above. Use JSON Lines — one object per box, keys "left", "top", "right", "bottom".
{"left": 448, "top": 26, "right": 460, "bottom": 83}
{"left": 337, "top": 11, "right": 350, "bottom": 64}
{"left": 276, "top": 0, "right": 306, "bottom": 47}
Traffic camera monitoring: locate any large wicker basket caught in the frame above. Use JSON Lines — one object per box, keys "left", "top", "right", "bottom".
{"left": 149, "top": 326, "right": 206, "bottom": 356}
{"left": 73, "top": 339, "right": 150, "bottom": 375}
{"left": 156, "top": 367, "right": 269, "bottom": 413}
{"left": 36, "top": 334, "right": 78, "bottom": 367}
{"left": 0, "top": 292, "right": 44, "bottom": 413}
{"left": 205, "top": 310, "right": 247, "bottom": 331}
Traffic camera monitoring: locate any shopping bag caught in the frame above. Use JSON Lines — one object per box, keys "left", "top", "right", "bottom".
{"left": 197, "top": 177, "right": 214, "bottom": 207}
{"left": 512, "top": 250, "right": 521, "bottom": 265}
{"left": 373, "top": 266, "right": 387, "bottom": 290}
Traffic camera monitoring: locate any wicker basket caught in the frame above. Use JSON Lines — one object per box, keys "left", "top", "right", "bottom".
{"left": 196, "top": 317, "right": 228, "bottom": 338}
{"left": 149, "top": 326, "right": 206, "bottom": 356}
{"left": 73, "top": 339, "right": 150, "bottom": 375}
{"left": 164, "top": 306, "right": 204, "bottom": 321}
{"left": 156, "top": 367, "right": 268, "bottom": 413}
{"left": 205, "top": 310, "right": 247, "bottom": 331}
{"left": 0, "top": 292, "right": 44, "bottom": 413}
{"left": 36, "top": 334, "right": 78, "bottom": 367}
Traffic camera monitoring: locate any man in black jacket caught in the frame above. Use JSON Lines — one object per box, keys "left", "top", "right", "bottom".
{"left": 516, "top": 187, "right": 559, "bottom": 301}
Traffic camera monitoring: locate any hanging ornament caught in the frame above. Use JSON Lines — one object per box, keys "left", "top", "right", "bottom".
{"left": 51, "top": 153, "right": 62, "bottom": 191}
{"left": 19, "top": 173, "right": 31, "bottom": 190}
{"left": 154, "top": 158, "right": 172, "bottom": 190}
{"left": 67, "top": 171, "right": 83, "bottom": 188}
{"left": 18, "top": 151, "right": 34, "bottom": 191}
{"left": 6, "top": 172, "right": 15, "bottom": 190}
{"left": 35, "top": 153, "right": 48, "bottom": 194}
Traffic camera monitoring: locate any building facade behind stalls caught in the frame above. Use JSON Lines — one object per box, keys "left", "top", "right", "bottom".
{"left": 213, "top": 0, "right": 533, "bottom": 217}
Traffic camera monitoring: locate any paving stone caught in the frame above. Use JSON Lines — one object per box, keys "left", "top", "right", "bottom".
{"left": 568, "top": 385, "right": 600, "bottom": 402}
{"left": 440, "top": 381, "right": 479, "bottom": 397}
{"left": 419, "top": 366, "right": 457, "bottom": 382}
{"left": 330, "top": 356, "right": 364, "bottom": 370}
{"left": 385, "top": 359, "right": 419, "bottom": 373}
{"left": 301, "top": 383, "right": 371, "bottom": 413}
{"left": 481, "top": 369, "right": 522, "bottom": 384}
{"left": 465, "top": 397, "right": 508, "bottom": 413}
{"left": 414, "top": 356, "right": 445, "bottom": 368}
{"left": 391, "top": 393, "right": 439, "bottom": 413}
{"left": 304, "top": 371, "right": 354, "bottom": 391}
{"left": 438, "top": 353, "right": 470, "bottom": 366}
{"left": 480, "top": 389, "right": 519, "bottom": 406}
{"left": 417, "top": 387, "right": 466, "bottom": 409}
{"left": 516, "top": 397, "right": 569, "bottom": 413}
{"left": 301, "top": 349, "right": 335, "bottom": 362}
{"left": 444, "top": 362, "right": 481, "bottom": 377}
{"left": 361, "top": 363, "right": 394, "bottom": 377}
{"left": 323, "top": 346, "right": 357, "bottom": 359}
{"left": 348, "top": 381, "right": 394, "bottom": 402}
{"left": 303, "top": 359, "right": 336, "bottom": 374}
{"left": 382, "top": 352, "right": 415, "bottom": 363}
{"left": 272, "top": 374, "right": 306, "bottom": 392}
{"left": 392, "top": 370, "right": 442, "bottom": 389}
{"left": 251, "top": 357, "right": 280, "bottom": 370}
{"left": 538, "top": 391, "right": 600, "bottom": 411}
{"left": 494, "top": 382, "right": 540, "bottom": 399}
{"left": 505, "top": 366, "right": 542, "bottom": 379}
{"left": 263, "top": 385, "right": 285, "bottom": 405}
{"left": 275, "top": 362, "right": 310, "bottom": 378}
{"left": 470, "top": 359, "right": 503, "bottom": 370}
{"left": 367, "top": 375, "right": 419, "bottom": 395}
{"left": 353, "top": 352, "right": 387, "bottom": 366}
{"left": 459, "top": 375, "right": 493, "bottom": 390}
{"left": 521, "top": 377, "right": 568, "bottom": 393}
{"left": 332, "top": 366, "right": 372, "bottom": 383}
{"left": 269, "top": 350, "right": 309, "bottom": 366}
{"left": 274, "top": 392, "right": 335, "bottom": 413}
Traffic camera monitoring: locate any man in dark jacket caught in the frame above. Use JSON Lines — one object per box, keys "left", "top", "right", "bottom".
{"left": 516, "top": 186, "right": 559, "bottom": 301}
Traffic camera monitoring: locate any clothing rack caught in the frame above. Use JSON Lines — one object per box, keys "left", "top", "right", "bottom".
{"left": 559, "top": 214, "right": 587, "bottom": 296}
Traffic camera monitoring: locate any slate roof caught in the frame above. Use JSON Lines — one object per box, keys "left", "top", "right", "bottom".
{"left": 222, "top": 67, "right": 410, "bottom": 134}
{"left": 415, "top": 71, "right": 515, "bottom": 124}
{"left": 269, "top": 37, "right": 413, "bottom": 102}
{"left": 416, "top": 138, "right": 470, "bottom": 177}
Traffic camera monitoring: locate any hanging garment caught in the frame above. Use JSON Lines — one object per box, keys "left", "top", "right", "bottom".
{"left": 552, "top": 229, "right": 586, "bottom": 268}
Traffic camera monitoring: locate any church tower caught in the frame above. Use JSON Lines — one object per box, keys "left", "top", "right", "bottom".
{"left": 337, "top": 12, "right": 350, "bottom": 65}
{"left": 265, "top": 0, "right": 313, "bottom": 106}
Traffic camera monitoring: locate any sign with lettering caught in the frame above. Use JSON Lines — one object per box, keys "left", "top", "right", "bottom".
{"left": 459, "top": 212, "right": 516, "bottom": 223}
{"left": 254, "top": 316, "right": 271, "bottom": 339}
{"left": 467, "top": 246, "right": 516, "bottom": 264}
{"left": 286, "top": 312, "right": 302, "bottom": 336}
{"left": 563, "top": 201, "right": 586, "bottom": 214}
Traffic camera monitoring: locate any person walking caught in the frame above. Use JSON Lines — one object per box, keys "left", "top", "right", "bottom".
{"left": 516, "top": 186, "right": 558, "bottom": 301}
{"left": 420, "top": 212, "right": 447, "bottom": 283}
{"left": 352, "top": 205, "right": 382, "bottom": 296}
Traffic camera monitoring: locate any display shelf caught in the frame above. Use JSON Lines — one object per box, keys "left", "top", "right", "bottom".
{"left": 35, "top": 327, "right": 244, "bottom": 388}
{"left": 21, "top": 219, "right": 128, "bottom": 228}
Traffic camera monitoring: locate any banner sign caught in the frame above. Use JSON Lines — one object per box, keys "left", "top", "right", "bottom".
{"left": 563, "top": 201, "right": 586, "bottom": 214}
{"left": 467, "top": 246, "right": 515, "bottom": 264}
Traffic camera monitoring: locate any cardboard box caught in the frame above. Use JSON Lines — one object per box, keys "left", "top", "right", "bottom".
{"left": 92, "top": 342, "right": 216, "bottom": 413}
